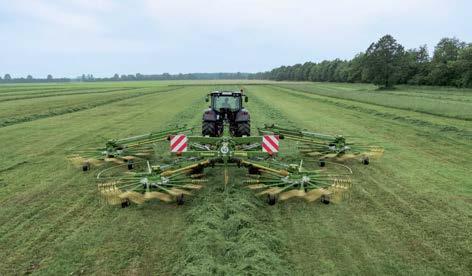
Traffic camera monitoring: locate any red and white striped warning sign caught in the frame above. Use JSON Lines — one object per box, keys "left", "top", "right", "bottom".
{"left": 170, "top": 134, "right": 188, "bottom": 153}
{"left": 262, "top": 135, "right": 279, "bottom": 154}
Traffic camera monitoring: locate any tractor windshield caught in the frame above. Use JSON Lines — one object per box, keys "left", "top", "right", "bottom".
{"left": 213, "top": 95, "right": 241, "bottom": 111}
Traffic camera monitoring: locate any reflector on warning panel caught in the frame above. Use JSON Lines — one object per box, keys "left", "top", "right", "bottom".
{"left": 262, "top": 135, "right": 279, "bottom": 154}
{"left": 170, "top": 134, "right": 188, "bottom": 153}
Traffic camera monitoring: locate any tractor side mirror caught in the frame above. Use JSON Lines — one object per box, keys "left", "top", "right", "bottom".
{"left": 205, "top": 96, "right": 209, "bottom": 102}
{"left": 244, "top": 96, "right": 248, "bottom": 102}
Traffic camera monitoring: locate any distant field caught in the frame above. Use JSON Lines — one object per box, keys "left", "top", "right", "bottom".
{"left": 0, "top": 81, "right": 470, "bottom": 275}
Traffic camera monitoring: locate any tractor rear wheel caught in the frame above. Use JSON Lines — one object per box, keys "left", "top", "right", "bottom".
{"left": 237, "top": 122, "right": 250, "bottom": 137}
{"left": 202, "top": 121, "right": 216, "bottom": 137}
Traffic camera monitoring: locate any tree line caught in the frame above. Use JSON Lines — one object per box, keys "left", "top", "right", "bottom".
{"left": 250, "top": 35, "right": 472, "bottom": 88}
{"left": 0, "top": 72, "right": 252, "bottom": 83}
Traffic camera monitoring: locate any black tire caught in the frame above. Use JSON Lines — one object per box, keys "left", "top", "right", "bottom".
{"left": 267, "top": 194, "right": 277, "bottom": 205}
{"left": 176, "top": 194, "right": 185, "bottom": 205}
{"left": 191, "top": 166, "right": 204, "bottom": 174}
{"left": 362, "top": 157, "right": 370, "bottom": 165}
{"left": 121, "top": 199, "right": 130, "bottom": 208}
{"left": 236, "top": 122, "right": 251, "bottom": 137}
{"left": 248, "top": 166, "right": 260, "bottom": 175}
{"left": 127, "top": 160, "right": 134, "bottom": 170}
{"left": 319, "top": 159, "right": 326, "bottom": 167}
{"left": 202, "top": 121, "right": 216, "bottom": 137}
{"left": 82, "top": 162, "right": 90, "bottom": 172}
{"left": 320, "top": 195, "right": 330, "bottom": 204}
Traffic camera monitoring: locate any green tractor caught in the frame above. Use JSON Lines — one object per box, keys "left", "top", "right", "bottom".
{"left": 202, "top": 90, "right": 250, "bottom": 137}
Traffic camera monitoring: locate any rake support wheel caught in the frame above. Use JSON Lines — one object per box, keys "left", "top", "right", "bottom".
{"left": 362, "top": 157, "right": 370, "bottom": 165}
{"left": 319, "top": 159, "right": 326, "bottom": 167}
{"left": 121, "top": 199, "right": 131, "bottom": 208}
{"left": 82, "top": 162, "right": 90, "bottom": 172}
{"left": 320, "top": 194, "right": 330, "bottom": 204}
{"left": 127, "top": 160, "right": 134, "bottom": 170}
{"left": 267, "top": 194, "right": 277, "bottom": 205}
{"left": 248, "top": 166, "right": 260, "bottom": 175}
{"left": 176, "top": 194, "right": 185, "bottom": 205}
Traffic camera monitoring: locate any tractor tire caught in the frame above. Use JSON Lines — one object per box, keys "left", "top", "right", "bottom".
{"left": 202, "top": 121, "right": 216, "bottom": 137}
{"left": 267, "top": 194, "right": 277, "bottom": 205}
{"left": 176, "top": 194, "right": 185, "bottom": 205}
{"left": 236, "top": 122, "right": 251, "bottom": 137}
{"left": 362, "top": 157, "right": 370, "bottom": 165}
{"left": 82, "top": 162, "right": 90, "bottom": 172}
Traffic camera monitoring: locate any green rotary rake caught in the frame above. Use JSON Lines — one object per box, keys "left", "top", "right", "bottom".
{"left": 258, "top": 124, "right": 383, "bottom": 166}
{"left": 69, "top": 121, "right": 381, "bottom": 207}
{"left": 67, "top": 125, "right": 193, "bottom": 171}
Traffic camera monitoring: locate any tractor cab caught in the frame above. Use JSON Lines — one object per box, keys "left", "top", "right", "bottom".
{"left": 202, "top": 90, "right": 250, "bottom": 137}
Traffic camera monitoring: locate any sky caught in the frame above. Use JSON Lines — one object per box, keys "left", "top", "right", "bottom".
{"left": 0, "top": 0, "right": 471, "bottom": 78}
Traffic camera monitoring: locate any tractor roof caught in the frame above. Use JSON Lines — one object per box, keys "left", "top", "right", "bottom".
{"left": 210, "top": 90, "right": 243, "bottom": 96}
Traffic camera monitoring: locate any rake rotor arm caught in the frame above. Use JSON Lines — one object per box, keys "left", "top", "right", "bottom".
{"left": 258, "top": 124, "right": 337, "bottom": 141}
{"left": 160, "top": 159, "right": 212, "bottom": 177}
{"left": 236, "top": 159, "right": 289, "bottom": 177}
{"left": 108, "top": 125, "right": 193, "bottom": 149}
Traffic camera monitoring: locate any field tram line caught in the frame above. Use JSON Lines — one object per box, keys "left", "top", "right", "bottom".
{"left": 273, "top": 84, "right": 472, "bottom": 122}
{"left": 0, "top": 86, "right": 184, "bottom": 129}
{"left": 0, "top": 87, "right": 142, "bottom": 103}
{"left": 268, "top": 85, "right": 472, "bottom": 141}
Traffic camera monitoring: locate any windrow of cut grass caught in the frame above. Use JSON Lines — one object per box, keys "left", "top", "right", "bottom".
{"left": 173, "top": 170, "right": 292, "bottom": 275}
{"left": 267, "top": 85, "right": 472, "bottom": 141}
{"left": 0, "top": 87, "right": 141, "bottom": 102}
{"left": 276, "top": 83, "right": 472, "bottom": 120}
{"left": 0, "top": 86, "right": 182, "bottom": 128}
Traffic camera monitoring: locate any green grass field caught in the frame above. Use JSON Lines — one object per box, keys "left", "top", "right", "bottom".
{"left": 0, "top": 81, "right": 471, "bottom": 275}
